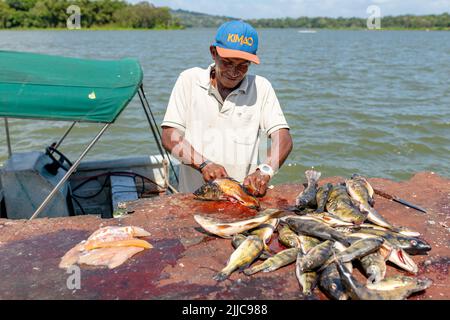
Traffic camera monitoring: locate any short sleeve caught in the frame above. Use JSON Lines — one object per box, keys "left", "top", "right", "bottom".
{"left": 261, "top": 83, "right": 290, "bottom": 136}
{"left": 161, "top": 74, "right": 188, "bottom": 132}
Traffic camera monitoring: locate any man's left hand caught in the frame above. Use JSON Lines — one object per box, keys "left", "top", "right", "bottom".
{"left": 243, "top": 170, "right": 271, "bottom": 197}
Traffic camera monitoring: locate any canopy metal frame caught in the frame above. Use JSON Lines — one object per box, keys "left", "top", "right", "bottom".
{"left": 29, "top": 123, "right": 111, "bottom": 220}
{"left": 4, "top": 118, "right": 12, "bottom": 158}
{"left": 2, "top": 84, "right": 179, "bottom": 221}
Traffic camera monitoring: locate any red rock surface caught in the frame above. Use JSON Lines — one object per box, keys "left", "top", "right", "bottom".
{"left": 0, "top": 172, "right": 448, "bottom": 300}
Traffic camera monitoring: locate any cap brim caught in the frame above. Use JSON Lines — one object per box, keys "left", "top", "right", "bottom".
{"left": 216, "top": 46, "right": 260, "bottom": 65}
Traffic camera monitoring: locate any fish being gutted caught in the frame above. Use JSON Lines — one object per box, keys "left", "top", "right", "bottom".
{"left": 295, "top": 170, "right": 321, "bottom": 209}
{"left": 194, "top": 178, "right": 260, "bottom": 209}
{"left": 59, "top": 226, "right": 152, "bottom": 269}
{"left": 194, "top": 208, "right": 283, "bottom": 238}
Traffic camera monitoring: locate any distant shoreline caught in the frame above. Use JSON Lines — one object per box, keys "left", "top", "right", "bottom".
{"left": 1, "top": 27, "right": 448, "bottom": 31}
{"left": 0, "top": 26, "right": 185, "bottom": 31}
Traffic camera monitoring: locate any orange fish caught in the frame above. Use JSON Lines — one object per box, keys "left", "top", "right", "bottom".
{"left": 193, "top": 178, "right": 260, "bottom": 209}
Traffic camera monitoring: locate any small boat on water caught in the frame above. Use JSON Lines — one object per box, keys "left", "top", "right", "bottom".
{"left": 298, "top": 29, "right": 317, "bottom": 33}
{"left": 0, "top": 50, "right": 179, "bottom": 220}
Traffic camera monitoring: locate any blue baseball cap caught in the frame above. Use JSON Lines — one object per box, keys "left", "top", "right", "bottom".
{"left": 213, "top": 20, "right": 260, "bottom": 64}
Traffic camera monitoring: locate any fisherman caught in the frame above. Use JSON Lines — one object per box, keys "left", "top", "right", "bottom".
{"left": 161, "top": 20, "right": 293, "bottom": 195}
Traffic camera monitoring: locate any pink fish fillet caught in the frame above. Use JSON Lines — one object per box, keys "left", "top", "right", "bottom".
{"left": 59, "top": 242, "right": 86, "bottom": 269}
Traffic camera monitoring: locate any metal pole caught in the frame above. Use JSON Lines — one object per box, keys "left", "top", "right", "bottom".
{"left": 54, "top": 121, "right": 77, "bottom": 149}
{"left": 4, "top": 118, "right": 12, "bottom": 158}
{"left": 29, "top": 123, "right": 110, "bottom": 221}
{"left": 137, "top": 89, "right": 165, "bottom": 156}
{"left": 138, "top": 86, "right": 179, "bottom": 184}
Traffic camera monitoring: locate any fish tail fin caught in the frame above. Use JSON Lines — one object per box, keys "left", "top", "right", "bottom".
{"left": 305, "top": 170, "right": 321, "bottom": 185}
{"left": 243, "top": 266, "right": 261, "bottom": 276}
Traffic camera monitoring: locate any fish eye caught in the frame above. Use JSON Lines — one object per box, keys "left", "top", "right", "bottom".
{"left": 411, "top": 240, "right": 418, "bottom": 246}
{"left": 331, "top": 283, "right": 337, "bottom": 290}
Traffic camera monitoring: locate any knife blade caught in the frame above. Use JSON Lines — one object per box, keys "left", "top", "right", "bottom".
{"left": 373, "top": 188, "right": 427, "bottom": 214}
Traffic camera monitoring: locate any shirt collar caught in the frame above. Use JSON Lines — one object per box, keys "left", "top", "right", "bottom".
{"left": 198, "top": 64, "right": 249, "bottom": 94}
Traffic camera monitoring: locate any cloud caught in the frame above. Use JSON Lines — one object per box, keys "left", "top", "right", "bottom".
{"left": 129, "top": 0, "right": 450, "bottom": 18}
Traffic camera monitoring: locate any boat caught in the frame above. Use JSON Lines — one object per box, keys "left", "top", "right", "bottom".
{"left": 298, "top": 29, "right": 317, "bottom": 33}
{"left": 0, "top": 50, "right": 179, "bottom": 220}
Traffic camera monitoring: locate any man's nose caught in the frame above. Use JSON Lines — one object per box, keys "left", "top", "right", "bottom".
{"left": 229, "top": 66, "right": 240, "bottom": 77}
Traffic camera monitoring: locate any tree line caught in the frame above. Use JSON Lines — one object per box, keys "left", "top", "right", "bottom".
{"left": 0, "top": 0, "right": 182, "bottom": 29}
{"left": 247, "top": 14, "right": 450, "bottom": 30}
{"left": 0, "top": 1, "right": 449, "bottom": 30}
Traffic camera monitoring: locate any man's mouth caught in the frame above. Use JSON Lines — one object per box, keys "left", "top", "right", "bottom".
{"left": 225, "top": 75, "right": 240, "bottom": 81}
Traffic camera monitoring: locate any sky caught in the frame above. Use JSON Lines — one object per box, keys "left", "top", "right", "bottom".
{"left": 129, "top": 0, "right": 450, "bottom": 19}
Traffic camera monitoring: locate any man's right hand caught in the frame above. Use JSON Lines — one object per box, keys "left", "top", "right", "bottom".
{"left": 200, "top": 162, "right": 228, "bottom": 182}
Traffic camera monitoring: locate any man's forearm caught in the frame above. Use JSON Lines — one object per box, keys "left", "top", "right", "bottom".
{"left": 162, "top": 127, "right": 206, "bottom": 170}
{"left": 266, "top": 129, "right": 293, "bottom": 172}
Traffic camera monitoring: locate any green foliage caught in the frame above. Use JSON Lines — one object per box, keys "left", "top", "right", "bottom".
{"left": 171, "top": 9, "right": 450, "bottom": 30}
{"left": 246, "top": 14, "right": 448, "bottom": 30}
{"left": 0, "top": 0, "right": 180, "bottom": 29}
{"left": 170, "top": 9, "right": 233, "bottom": 28}
{"left": 0, "top": 1, "right": 448, "bottom": 30}
{"left": 113, "top": 2, "right": 174, "bottom": 28}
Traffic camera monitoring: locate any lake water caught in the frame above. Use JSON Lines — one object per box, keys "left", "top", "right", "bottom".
{"left": 1, "top": 29, "right": 449, "bottom": 184}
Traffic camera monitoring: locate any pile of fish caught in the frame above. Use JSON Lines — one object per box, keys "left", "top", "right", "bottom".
{"left": 59, "top": 226, "right": 153, "bottom": 269}
{"left": 193, "top": 171, "right": 433, "bottom": 300}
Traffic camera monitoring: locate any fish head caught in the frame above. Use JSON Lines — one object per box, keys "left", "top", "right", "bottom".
{"left": 415, "top": 278, "right": 433, "bottom": 291}
{"left": 406, "top": 238, "right": 432, "bottom": 255}
{"left": 329, "top": 280, "right": 348, "bottom": 300}
{"left": 300, "top": 258, "right": 314, "bottom": 271}
{"left": 193, "top": 181, "right": 222, "bottom": 199}
{"left": 389, "top": 248, "right": 418, "bottom": 274}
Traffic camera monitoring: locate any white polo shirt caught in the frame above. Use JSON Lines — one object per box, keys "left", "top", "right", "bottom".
{"left": 162, "top": 64, "right": 290, "bottom": 193}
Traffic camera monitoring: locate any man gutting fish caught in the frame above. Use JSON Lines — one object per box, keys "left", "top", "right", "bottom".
{"left": 161, "top": 20, "right": 293, "bottom": 196}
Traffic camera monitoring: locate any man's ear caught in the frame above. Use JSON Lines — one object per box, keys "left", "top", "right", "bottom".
{"left": 210, "top": 46, "right": 217, "bottom": 60}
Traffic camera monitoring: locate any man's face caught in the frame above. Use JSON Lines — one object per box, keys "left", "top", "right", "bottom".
{"left": 210, "top": 46, "right": 250, "bottom": 89}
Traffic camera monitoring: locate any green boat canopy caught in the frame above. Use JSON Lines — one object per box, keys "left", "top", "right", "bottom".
{"left": 0, "top": 51, "right": 143, "bottom": 123}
